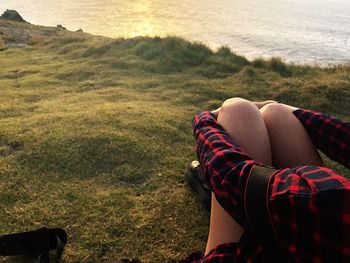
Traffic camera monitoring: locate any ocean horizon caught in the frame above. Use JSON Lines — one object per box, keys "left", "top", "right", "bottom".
{"left": 1, "top": 0, "right": 350, "bottom": 65}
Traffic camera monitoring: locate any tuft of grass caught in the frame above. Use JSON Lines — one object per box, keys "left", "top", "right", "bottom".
{"left": 253, "top": 57, "right": 292, "bottom": 77}
{"left": 82, "top": 37, "right": 249, "bottom": 77}
{"left": 0, "top": 20, "right": 349, "bottom": 262}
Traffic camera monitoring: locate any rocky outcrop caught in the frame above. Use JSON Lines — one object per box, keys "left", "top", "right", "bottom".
{"left": 0, "top": 12, "right": 86, "bottom": 50}
{"left": 0, "top": 13, "right": 58, "bottom": 47}
{"left": 0, "top": 10, "right": 26, "bottom": 23}
{"left": 56, "top": 24, "right": 67, "bottom": 30}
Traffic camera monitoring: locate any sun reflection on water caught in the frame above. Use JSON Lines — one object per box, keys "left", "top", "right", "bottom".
{"left": 125, "top": 0, "right": 163, "bottom": 38}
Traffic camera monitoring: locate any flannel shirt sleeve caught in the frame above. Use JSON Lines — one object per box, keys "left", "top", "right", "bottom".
{"left": 293, "top": 109, "right": 350, "bottom": 169}
{"left": 192, "top": 111, "right": 258, "bottom": 226}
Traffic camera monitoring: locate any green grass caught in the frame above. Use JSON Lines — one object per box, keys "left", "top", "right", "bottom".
{"left": 0, "top": 20, "right": 350, "bottom": 262}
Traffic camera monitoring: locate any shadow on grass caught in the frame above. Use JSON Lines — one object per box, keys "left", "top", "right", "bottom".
{"left": 17, "top": 134, "right": 158, "bottom": 184}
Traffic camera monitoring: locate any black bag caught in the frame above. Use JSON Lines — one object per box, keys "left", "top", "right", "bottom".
{"left": 0, "top": 227, "right": 67, "bottom": 263}
{"left": 244, "top": 165, "right": 290, "bottom": 262}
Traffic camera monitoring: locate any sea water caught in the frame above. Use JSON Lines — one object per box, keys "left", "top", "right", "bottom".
{"left": 1, "top": 0, "right": 350, "bottom": 64}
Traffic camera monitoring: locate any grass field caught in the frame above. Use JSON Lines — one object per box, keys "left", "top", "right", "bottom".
{"left": 0, "top": 20, "right": 350, "bottom": 262}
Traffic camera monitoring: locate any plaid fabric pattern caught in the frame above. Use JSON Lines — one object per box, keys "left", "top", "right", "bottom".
{"left": 182, "top": 109, "right": 350, "bottom": 263}
{"left": 293, "top": 109, "right": 350, "bottom": 169}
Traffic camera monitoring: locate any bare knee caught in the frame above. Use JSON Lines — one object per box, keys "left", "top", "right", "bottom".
{"left": 218, "top": 97, "right": 272, "bottom": 165}
{"left": 219, "top": 98, "right": 259, "bottom": 122}
{"left": 260, "top": 103, "right": 293, "bottom": 127}
{"left": 221, "top": 97, "right": 252, "bottom": 109}
{"left": 260, "top": 103, "right": 323, "bottom": 167}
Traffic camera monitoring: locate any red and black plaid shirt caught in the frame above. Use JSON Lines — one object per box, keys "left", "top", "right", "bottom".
{"left": 181, "top": 109, "right": 350, "bottom": 263}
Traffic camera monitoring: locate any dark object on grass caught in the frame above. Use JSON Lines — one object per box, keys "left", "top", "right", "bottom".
{"left": 184, "top": 160, "right": 211, "bottom": 210}
{"left": 0, "top": 10, "right": 26, "bottom": 23}
{"left": 0, "top": 227, "right": 67, "bottom": 263}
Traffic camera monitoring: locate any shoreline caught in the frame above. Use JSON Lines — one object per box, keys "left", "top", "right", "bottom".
{"left": 0, "top": 19, "right": 347, "bottom": 68}
{"left": 1, "top": 9, "right": 349, "bottom": 67}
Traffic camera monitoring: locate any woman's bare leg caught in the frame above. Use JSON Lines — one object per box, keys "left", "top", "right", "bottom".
{"left": 204, "top": 100, "right": 323, "bottom": 254}
{"left": 205, "top": 98, "right": 272, "bottom": 254}
{"left": 259, "top": 103, "right": 323, "bottom": 168}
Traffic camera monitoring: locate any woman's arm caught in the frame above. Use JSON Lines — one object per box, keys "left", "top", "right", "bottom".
{"left": 292, "top": 109, "right": 350, "bottom": 169}
{"left": 192, "top": 111, "right": 258, "bottom": 226}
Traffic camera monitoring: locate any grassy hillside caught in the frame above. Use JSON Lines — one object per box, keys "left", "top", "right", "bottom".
{"left": 0, "top": 19, "right": 350, "bottom": 262}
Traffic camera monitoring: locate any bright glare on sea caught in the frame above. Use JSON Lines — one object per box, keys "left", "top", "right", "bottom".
{"left": 1, "top": 0, "right": 350, "bottom": 64}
